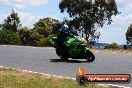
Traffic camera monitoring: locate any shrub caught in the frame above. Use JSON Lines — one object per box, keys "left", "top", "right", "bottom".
{"left": 104, "top": 43, "right": 120, "bottom": 49}
{"left": 48, "top": 33, "right": 57, "bottom": 38}
{"left": 126, "top": 45, "right": 132, "bottom": 50}
{"left": 0, "top": 30, "right": 21, "bottom": 45}
{"left": 18, "top": 28, "right": 32, "bottom": 45}
{"left": 18, "top": 28, "right": 41, "bottom": 46}
{"left": 30, "top": 32, "right": 41, "bottom": 46}
{"left": 37, "top": 38, "right": 51, "bottom": 47}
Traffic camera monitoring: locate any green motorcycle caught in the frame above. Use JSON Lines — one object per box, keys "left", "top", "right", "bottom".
{"left": 50, "top": 35, "right": 95, "bottom": 62}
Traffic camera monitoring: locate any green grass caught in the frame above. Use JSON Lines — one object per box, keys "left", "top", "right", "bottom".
{"left": 0, "top": 67, "right": 109, "bottom": 88}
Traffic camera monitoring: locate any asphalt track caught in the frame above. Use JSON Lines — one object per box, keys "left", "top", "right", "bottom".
{"left": 0, "top": 45, "right": 131, "bottom": 88}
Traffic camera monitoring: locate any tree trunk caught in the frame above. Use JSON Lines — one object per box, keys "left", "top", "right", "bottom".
{"left": 85, "top": 33, "right": 89, "bottom": 41}
{"left": 82, "top": 29, "right": 84, "bottom": 38}
{"left": 86, "top": 34, "right": 88, "bottom": 41}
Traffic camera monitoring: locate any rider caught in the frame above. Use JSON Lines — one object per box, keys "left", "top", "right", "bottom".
{"left": 57, "top": 22, "right": 70, "bottom": 47}
{"left": 57, "top": 22, "right": 72, "bottom": 56}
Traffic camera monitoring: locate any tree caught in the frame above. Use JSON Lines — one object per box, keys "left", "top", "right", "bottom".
{"left": 59, "top": 0, "right": 119, "bottom": 40}
{"left": 39, "top": 17, "right": 60, "bottom": 32}
{"left": 0, "top": 24, "right": 2, "bottom": 28}
{"left": 18, "top": 27, "right": 32, "bottom": 45}
{"left": 126, "top": 24, "right": 132, "bottom": 46}
{"left": 33, "top": 17, "right": 60, "bottom": 37}
{"left": 2, "top": 9, "right": 22, "bottom": 32}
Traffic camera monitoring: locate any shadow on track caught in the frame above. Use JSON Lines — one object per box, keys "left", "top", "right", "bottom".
{"left": 50, "top": 59, "right": 89, "bottom": 63}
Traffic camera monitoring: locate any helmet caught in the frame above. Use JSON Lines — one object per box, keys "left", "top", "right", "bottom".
{"left": 60, "top": 24, "right": 69, "bottom": 33}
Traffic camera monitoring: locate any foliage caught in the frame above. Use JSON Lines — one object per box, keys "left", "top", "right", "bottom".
{"left": 0, "top": 29, "right": 21, "bottom": 45}
{"left": 127, "top": 45, "right": 132, "bottom": 50}
{"left": 59, "top": 0, "right": 119, "bottom": 40}
{"left": 19, "top": 17, "right": 60, "bottom": 46}
{"left": 48, "top": 33, "right": 57, "bottom": 38}
{"left": 34, "top": 25, "right": 51, "bottom": 38}
{"left": 126, "top": 24, "right": 132, "bottom": 46}
{"left": 18, "top": 27, "right": 32, "bottom": 45}
{"left": 0, "top": 24, "right": 2, "bottom": 28}
{"left": 0, "top": 10, "right": 60, "bottom": 46}
{"left": 33, "top": 17, "right": 60, "bottom": 37}
{"left": 31, "top": 32, "right": 42, "bottom": 46}
{"left": 104, "top": 43, "right": 120, "bottom": 49}
{"left": 18, "top": 27, "right": 41, "bottom": 46}
{"left": 2, "top": 9, "right": 22, "bottom": 32}
{"left": 37, "top": 38, "right": 51, "bottom": 46}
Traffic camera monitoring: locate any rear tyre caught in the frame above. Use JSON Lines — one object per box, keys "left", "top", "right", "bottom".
{"left": 85, "top": 51, "right": 95, "bottom": 62}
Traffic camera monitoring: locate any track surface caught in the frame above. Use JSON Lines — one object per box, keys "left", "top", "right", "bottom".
{"left": 0, "top": 46, "right": 131, "bottom": 87}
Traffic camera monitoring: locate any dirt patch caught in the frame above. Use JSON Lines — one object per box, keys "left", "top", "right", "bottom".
{"left": 91, "top": 49, "right": 132, "bottom": 54}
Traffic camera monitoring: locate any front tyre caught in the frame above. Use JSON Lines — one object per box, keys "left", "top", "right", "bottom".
{"left": 61, "top": 56, "right": 68, "bottom": 61}
{"left": 56, "top": 48, "right": 68, "bottom": 61}
{"left": 85, "top": 51, "right": 95, "bottom": 62}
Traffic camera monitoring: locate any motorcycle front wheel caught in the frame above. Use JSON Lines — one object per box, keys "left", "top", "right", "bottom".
{"left": 85, "top": 51, "right": 95, "bottom": 62}
{"left": 60, "top": 56, "right": 68, "bottom": 61}
{"left": 56, "top": 48, "right": 68, "bottom": 61}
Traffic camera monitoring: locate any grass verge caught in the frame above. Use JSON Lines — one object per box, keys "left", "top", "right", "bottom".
{"left": 0, "top": 67, "right": 109, "bottom": 88}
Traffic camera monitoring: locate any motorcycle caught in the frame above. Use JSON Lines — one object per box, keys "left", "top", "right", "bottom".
{"left": 50, "top": 34, "right": 95, "bottom": 62}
